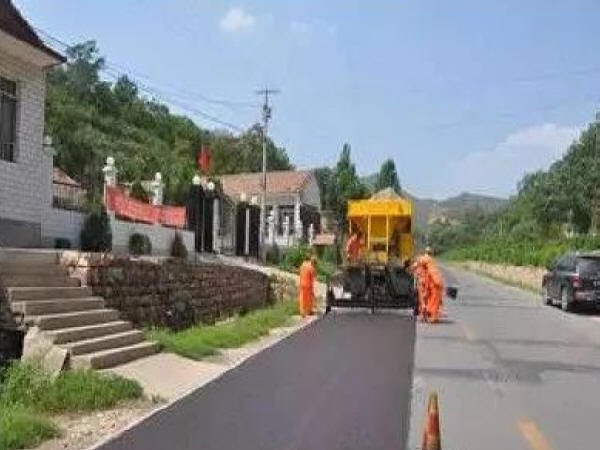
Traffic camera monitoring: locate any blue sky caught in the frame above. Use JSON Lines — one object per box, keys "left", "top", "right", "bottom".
{"left": 16, "top": 0, "right": 600, "bottom": 199}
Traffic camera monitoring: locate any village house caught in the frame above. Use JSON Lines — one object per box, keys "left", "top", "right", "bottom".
{"left": 210, "top": 170, "right": 321, "bottom": 248}
{"left": 0, "top": 0, "right": 65, "bottom": 247}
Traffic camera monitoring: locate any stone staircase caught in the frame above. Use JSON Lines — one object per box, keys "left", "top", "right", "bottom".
{"left": 0, "top": 249, "right": 157, "bottom": 369}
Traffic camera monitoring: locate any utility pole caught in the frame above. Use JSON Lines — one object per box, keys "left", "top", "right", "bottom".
{"left": 255, "top": 87, "right": 279, "bottom": 260}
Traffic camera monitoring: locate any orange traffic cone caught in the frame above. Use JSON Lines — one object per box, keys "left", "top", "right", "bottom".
{"left": 421, "top": 391, "right": 441, "bottom": 450}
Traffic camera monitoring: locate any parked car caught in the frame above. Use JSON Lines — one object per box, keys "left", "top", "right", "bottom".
{"left": 542, "top": 252, "right": 600, "bottom": 311}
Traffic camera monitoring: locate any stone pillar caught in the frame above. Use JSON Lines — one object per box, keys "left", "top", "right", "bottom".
{"left": 102, "top": 156, "right": 118, "bottom": 218}
{"left": 308, "top": 223, "right": 315, "bottom": 245}
{"left": 244, "top": 205, "right": 250, "bottom": 256}
{"left": 102, "top": 156, "right": 118, "bottom": 187}
{"left": 294, "top": 198, "right": 303, "bottom": 241}
{"left": 267, "top": 209, "right": 275, "bottom": 245}
{"left": 150, "top": 172, "right": 164, "bottom": 206}
{"left": 272, "top": 204, "right": 279, "bottom": 237}
{"left": 283, "top": 216, "right": 291, "bottom": 247}
{"left": 213, "top": 197, "right": 220, "bottom": 253}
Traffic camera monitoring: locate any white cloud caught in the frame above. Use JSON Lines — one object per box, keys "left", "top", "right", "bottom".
{"left": 443, "top": 123, "right": 581, "bottom": 198}
{"left": 220, "top": 7, "right": 255, "bottom": 33}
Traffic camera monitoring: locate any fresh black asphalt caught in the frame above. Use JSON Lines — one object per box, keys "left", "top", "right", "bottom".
{"left": 99, "top": 312, "right": 416, "bottom": 450}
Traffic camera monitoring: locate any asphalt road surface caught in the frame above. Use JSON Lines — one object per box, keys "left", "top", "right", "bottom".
{"left": 99, "top": 311, "right": 416, "bottom": 450}
{"left": 410, "top": 265, "right": 600, "bottom": 450}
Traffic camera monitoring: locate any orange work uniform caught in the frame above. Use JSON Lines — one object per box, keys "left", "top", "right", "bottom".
{"left": 346, "top": 234, "right": 361, "bottom": 262}
{"left": 411, "top": 256, "right": 429, "bottom": 319}
{"left": 298, "top": 260, "right": 316, "bottom": 317}
{"left": 424, "top": 258, "right": 444, "bottom": 323}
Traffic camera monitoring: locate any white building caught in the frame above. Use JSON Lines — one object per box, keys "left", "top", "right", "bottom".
{"left": 211, "top": 170, "right": 321, "bottom": 248}
{"left": 0, "top": 0, "right": 65, "bottom": 247}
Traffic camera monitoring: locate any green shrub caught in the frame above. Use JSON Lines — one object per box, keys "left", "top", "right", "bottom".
{"left": 129, "top": 233, "right": 152, "bottom": 256}
{"left": 444, "top": 235, "right": 600, "bottom": 268}
{"left": 320, "top": 246, "right": 338, "bottom": 265}
{"left": 130, "top": 180, "right": 150, "bottom": 203}
{"left": 265, "top": 244, "right": 282, "bottom": 265}
{"left": 281, "top": 244, "right": 313, "bottom": 272}
{"left": 54, "top": 238, "right": 71, "bottom": 249}
{"left": 80, "top": 207, "right": 112, "bottom": 252}
{"left": 170, "top": 232, "right": 188, "bottom": 259}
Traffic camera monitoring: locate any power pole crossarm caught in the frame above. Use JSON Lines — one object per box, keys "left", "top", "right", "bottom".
{"left": 255, "top": 88, "right": 279, "bottom": 261}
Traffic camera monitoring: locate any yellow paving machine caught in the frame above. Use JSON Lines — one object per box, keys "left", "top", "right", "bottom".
{"left": 325, "top": 188, "right": 418, "bottom": 314}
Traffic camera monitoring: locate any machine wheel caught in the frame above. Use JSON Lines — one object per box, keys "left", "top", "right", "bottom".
{"left": 325, "top": 287, "right": 334, "bottom": 315}
{"left": 541, "top": 285, "right": 552, "bottom": 305}
{"left": 560, "top": 287, "right": 572, "bottom": 312}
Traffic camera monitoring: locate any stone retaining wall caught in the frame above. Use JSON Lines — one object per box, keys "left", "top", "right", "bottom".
{"left": 454, "top": 260, "right": 545, "bottom": 292}
{"left": 61, "top": 252, "right": 270, "bottom": 330}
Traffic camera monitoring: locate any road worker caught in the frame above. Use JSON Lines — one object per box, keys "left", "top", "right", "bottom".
{"left": 345, "top": 230, "right": 362, "bottom": 263}
{"left": 298, "top": 256, "right": 318, "bottom": 318}
{"left": 410, "top": 254, "right": 430, "bottom": 321}
{"left": 422, "top": 247, "right": 444, "bottom": 323}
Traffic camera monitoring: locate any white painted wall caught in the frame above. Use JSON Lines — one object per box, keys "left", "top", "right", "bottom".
{"left": 41, "top": 208, "right": 86, "bottom": 247}
{"left": 0, "top": 49, "right": 46, "bottom": 229}
{"left": 110, "top": 217, "right": 195, "bottom": 256}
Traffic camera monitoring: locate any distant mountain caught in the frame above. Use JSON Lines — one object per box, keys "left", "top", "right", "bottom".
{"left": 360, "top": 175, "right": 507, "bottom": 228}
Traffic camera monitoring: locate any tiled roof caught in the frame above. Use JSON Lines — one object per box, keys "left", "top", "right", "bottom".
{"left": 210, "top": 170, "right": 315, "bottom": 200}
{"left": 0, "top": 0, "right": 65, "bottom": 63}
{"left": 53, "top": 168, "right": 80, "bottom": 187}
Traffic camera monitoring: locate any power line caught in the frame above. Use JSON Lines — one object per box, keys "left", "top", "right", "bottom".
{"left": 99, "top": 67, "right": 246, "bottom": 132}
{"left": 34, "top": 27, "right": 258, "bottom": 125}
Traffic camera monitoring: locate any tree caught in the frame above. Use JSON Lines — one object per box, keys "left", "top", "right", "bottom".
{"left": 329, "top": 144, "right": 369, "bottom": 232}
{"left": 45, "top": 41, "right": 294, "bottom": 209}
{"left": 374, "top": 159, "right": 401, "bottom": 194}
{"left": 314, "top": 167, "right": 334, "bottom": 210}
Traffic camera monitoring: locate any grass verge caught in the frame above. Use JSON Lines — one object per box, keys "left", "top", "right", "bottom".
{"left": 0, "top": 408, "right": 59, "bottom": 450}
{"left": 0, "top": 363, "right": 143, "bottom": 450}
{"left": 147, "top": 300, "right": 298, "bottom": 360}
{"left": 447, "top": 261, "right": 542, "bottom": 295}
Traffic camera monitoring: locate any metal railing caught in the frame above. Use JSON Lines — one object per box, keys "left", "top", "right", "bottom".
{"left": 52, "top": 181, "right": 88, "bottom": 212}
{"left": 0, "top": 142, "right": 15, "bottom": 162}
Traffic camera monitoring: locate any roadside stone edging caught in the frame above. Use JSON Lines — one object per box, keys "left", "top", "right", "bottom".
{"left": 451, "top": 260, "right": 545, "bottom": 293}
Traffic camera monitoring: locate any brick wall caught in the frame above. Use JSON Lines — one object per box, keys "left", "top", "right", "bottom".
{"left": 0, "top": 49, "right": 48, "bottom": 246}
{"left": 62, "top": 253, "right": 270, "bottom": 330}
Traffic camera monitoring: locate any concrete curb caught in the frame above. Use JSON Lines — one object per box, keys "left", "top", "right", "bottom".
{"left": 83, "top": 314, "right": 320, "bottom": 450}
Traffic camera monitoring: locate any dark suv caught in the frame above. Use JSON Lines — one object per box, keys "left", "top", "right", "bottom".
{"left": 542, "top": 252, "right": 600, "bottom": 311}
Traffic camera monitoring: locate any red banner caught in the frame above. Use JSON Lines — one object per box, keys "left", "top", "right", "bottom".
{"left": 196, "top": 144, "right": 211, "bottom": 172}
{"left": 104, "top": 186, "right": 186, "bottom": 228}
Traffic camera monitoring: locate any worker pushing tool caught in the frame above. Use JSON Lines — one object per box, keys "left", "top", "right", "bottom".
{"left": 298, "top": 256, "right": 318, "bottom": 318}
{"left": 345, "top": 230, "right": 362, "bottom": 262}
{"left": 414, "top": 247, "right": 445, "bottom": 323}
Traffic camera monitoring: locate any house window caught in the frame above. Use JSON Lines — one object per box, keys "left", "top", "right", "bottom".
{"left": 0, "top": 76, "right": 17, "bottom": 162}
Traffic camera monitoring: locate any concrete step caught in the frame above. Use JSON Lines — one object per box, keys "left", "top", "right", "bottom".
{"left": 64, "top": 330, "right": 145, "bottom": 356}
{"left": 47, "top": 321, "right": 132, "bottom": 344}
{"left": 12, "top": 297, "right": 105, "bottom": 315}
{"left": 1, "top": 274, "right": 80, "bottom": 288}
{"left": 0, "top": 249, "right": 60, "bottom": 265}
{"left": 70, "top": 341, "right": 158, "bottom": 369}
{"left": 0, "top": 263, "right": 68, "bottom": 277}
{"left": 7, "top": 286, "right": 93, "bottom": 301}
{"left": 32, "top": 309, "right": 120, "bottom": 331}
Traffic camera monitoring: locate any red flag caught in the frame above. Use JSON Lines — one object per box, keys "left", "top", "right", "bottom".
{"left": 197, "top": 145, "right": 211, "bottom": 172}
